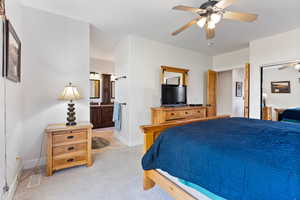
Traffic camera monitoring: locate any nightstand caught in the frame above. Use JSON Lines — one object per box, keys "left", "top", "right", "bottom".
{"left": 45, "top": 122, "right": 93, "bottom": 176}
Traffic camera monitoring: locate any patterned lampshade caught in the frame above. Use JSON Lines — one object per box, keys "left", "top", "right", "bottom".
{"left": 59, "top": 82, "right": 81, "bottom": 101}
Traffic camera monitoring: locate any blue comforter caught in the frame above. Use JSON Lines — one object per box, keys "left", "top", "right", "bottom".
{"left": 142, "top": 118, "right": 300, "bottom": 200}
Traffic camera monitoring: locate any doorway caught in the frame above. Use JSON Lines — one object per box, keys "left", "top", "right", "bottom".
{"left": 216, "top": 68, "right": 245, "bottom": 117}
{"left": 208, "top": 64, "right": 249, "bottom": 117}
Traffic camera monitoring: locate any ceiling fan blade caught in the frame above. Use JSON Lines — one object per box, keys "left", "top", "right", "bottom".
{"left": 278, "top": 66, "right": 289, "bottom": 70}
{"left": 172, "top": 17, "right": 201, "bottom": 36}
{"left": 215, "top": 0, "right": 236, "bottom": 9}
{"left": 223, "top": 11, "right": 258, "bottom": 22}
{"left": 205, "top": 26, "right": 215, "bottom": 39}
{"left": 173, "top": 5, "right": 206, "bottom": 14}
{"left": 278, "top": 63, "right": 296, "bottom": 70}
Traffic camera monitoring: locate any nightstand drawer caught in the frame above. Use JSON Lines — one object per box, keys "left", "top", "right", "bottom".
{"left": 53, "top": 130, "right": 87, "bottom": 145}
{"left": 53, "top": 153, "right": 87, "bottom": 168}
{"left": 53, "top": 143, "right": 87, "bottom": 156}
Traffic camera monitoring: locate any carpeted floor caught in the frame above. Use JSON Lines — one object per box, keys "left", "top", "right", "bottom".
{"left": 14, "top": 130, "right": 173, "bottom": 200}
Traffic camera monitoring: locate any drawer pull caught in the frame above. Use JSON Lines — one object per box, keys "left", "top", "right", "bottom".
{"left": 185, "top": 112, "right": 188, "bottom": 114}
{"left": 67, "top": 146, "right": 75, "bottom": 151}
{"left": 171, "top": 113, "right": 175, "bottom": 116}
{"left": 67, "top": 135, "right": 74, "bottom": 139}
{"left": 198, "top": 111, "right": 201, "bottom": 113}
{"left": 67, "top": 158, "right": 75, "bottom": 162}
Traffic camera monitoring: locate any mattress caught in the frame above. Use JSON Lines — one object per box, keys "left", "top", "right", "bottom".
{"left": 157, "top": 169, "right": 215, "bottom": 200}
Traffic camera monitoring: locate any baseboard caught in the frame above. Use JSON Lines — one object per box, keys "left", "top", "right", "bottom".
{"left": 2, "top": 161, "right": 22, "bottom": 200}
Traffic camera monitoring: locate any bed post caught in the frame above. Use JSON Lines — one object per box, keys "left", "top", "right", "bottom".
{"left": 143, "top": 131, "right": 156, "bottom": 190}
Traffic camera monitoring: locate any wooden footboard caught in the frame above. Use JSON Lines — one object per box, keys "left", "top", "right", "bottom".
{"left": 140, "top": 115, "right": 230, "bottom": 200}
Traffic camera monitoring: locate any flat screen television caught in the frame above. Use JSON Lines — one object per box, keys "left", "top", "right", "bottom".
{"left": 161, "top": 84, "right": 187, "bottom": 106}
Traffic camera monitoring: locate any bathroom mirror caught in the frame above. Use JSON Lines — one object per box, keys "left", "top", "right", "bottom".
{"left": 90, "top": 80, "right": 100, "bottom": 99}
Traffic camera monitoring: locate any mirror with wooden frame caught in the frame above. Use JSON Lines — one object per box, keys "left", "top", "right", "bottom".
{"left": 90, "top": 72, "right": 101, "bottom": 99}
{"left": 161, "top": 66, "right": 189, "bottom": 86}
{"left": 90, "top": 80, "right": 100, "bottom": 99}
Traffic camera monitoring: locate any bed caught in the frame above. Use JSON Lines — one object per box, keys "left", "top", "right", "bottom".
{"left": 140, "top": 116, "right": 300, "bottom": 200}
{"left": 275, "top": 107, "right": 300, "bottom": 123}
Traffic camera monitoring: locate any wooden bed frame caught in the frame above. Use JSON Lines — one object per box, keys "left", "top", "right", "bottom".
{"left": 140, "top": 115, "right": 230, "bottom": 200}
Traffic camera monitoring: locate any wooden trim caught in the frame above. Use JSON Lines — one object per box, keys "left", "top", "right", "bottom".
{"left": 161, "top": 66, "right": 189, "bottom": 74}
{"left": 207, "top": 70, "right": 217, "bottom": 117}
{"left": 46, "top": 133, "right": 53, "bottom": 176}
{"left": 161, "top": 66, "right": 189, "bottom": 86}
{"left": 244, "top": 63, "right": 250, "bottom": 118}
{"left": 141, "top": 115, "right": 230, "bottom": 198}
{"left": 141, "top": 115, "right": 229, "bottom": 133}
{"left": 146, "top": 170, "right": 197, "bottom": 200}
{"left": 87, "top": 127, "right": 93, "bottom": 166}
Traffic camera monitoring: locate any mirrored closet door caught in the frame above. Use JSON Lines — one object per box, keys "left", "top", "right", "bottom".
{"left": 261, "top": 61, "right": 300, "bottom": 121}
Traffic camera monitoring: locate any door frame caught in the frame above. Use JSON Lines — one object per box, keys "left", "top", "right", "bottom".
{"left": 212, "top": 64, "right": 250, "bottom": 117}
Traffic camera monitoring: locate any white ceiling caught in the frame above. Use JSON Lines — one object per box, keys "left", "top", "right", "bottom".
{"left": 22, "top": 0, "right": 300, "bottom": 60}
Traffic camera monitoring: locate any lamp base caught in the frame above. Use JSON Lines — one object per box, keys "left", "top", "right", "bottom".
{"left": 66, "top": 121, "right": 77, "bottom": 126}
{"left": 66, "top": 101, "right": 77, "bottom": 126}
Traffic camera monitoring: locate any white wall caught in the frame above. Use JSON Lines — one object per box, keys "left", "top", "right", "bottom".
{"left": 232, "top": 68, "right": 245, "bottom": 117}
{"left": 217, "top": 71, "right": 232, "bottom": 115}
{"left": 21, "top": 7, "right": 90, "bottom": 167}
{"left": 90, "top": 58, "right": 115, "bottom": 75}
{"left": 213, "top": 48, "right": 249, "bottom": 71}
{"left": 114, "top": 36, "right": 131, "bottom": 145}
{"left": 0, "top": 0, "right": 23, "bottom": 199}
{"left": 249, "top": 28, "right": 300, "bottom": 118}
{"left": 115, "top": 35, "right": 212, "bottom": 146}
{"left": 213, "top": 28, "right": 300, "bottom": 119}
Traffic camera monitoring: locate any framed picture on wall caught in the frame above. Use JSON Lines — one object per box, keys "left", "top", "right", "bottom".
{"left": 271, "top": 81, "right": 290, "bottom": 93}
{"left": 2, "top": 19, "right": 21, "bottom": 82}
{"left": 236, "top": 82, "right": 243, "bottom": 97}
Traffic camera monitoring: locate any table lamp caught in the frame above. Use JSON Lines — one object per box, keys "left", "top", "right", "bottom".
{"left": 59, "top": 82, "right": 82, "bottom": 126}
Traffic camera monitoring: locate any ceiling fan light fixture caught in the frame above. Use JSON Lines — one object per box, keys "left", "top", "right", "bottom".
{"left": 210, "top": 13, "right": 222, "bottom": 24}
{"left": 295, "top": 63, "right": 300, "bottom": 70}
{"left": 197, "top": 17, "right": 207, "bottom": 28}
{"left": 207, "top": 20, "right": 216, "bottom": 29}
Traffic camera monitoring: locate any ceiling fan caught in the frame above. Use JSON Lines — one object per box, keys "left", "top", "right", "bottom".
{"left": 278, "top": 62, "right": 300, "bottom": 72}
{"left": 172, "top": 0, "right": 258, "bottom": 40}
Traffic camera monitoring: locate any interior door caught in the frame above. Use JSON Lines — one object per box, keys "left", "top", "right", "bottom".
{"left": 207, "top": 70, "right": 217, "bottom": 117}
{"left": 244, "top": 63, "right": 250, "bottom": 118}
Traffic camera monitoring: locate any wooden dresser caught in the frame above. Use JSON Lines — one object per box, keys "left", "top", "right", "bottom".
{"left": 46, "top": 123, "right": 93, "bottom": 176}
{"left": 151, "top": 106, "right": 207, "bottom": 124}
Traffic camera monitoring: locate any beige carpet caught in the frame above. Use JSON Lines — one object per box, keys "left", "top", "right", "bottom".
{"left": 92, "top": 128, "right": 126, "bottom": 153}
{"left": 14, "top": 129, "right": 173, "bottom": 200}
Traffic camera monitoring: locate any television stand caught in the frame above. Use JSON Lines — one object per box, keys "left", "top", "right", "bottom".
{"left": 151, "top": 106, "right": 207, "bottom": 124}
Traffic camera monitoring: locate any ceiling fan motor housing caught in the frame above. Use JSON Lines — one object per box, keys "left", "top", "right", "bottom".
{"left": 200, "top": 0, "right": 219, "bottom": 9}
{"left": 199, "top": 0, "right": 219, "bottom": 16}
